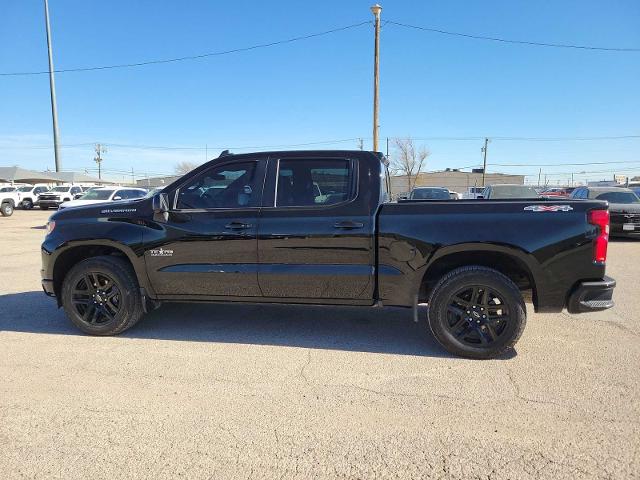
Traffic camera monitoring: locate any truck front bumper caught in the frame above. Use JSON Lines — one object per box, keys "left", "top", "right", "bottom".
{"left": 567, "top": 276, "right": 616, "bottom": 313}
{"left": 42, "top": 279, "right": 55, "bottom": 297}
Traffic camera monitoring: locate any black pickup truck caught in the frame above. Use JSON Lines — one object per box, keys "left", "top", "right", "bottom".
{"left": 41, "top": 150, "right": 615, "bottom": 358}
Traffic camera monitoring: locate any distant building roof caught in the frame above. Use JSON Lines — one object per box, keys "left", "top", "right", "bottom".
{"left": 0, "top": 166, "right": 58, "bottom": 183}
{"left": 45, "top": 171, "right": 115, "bottom": 184}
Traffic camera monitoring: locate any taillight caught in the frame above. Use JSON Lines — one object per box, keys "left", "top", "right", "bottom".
{"left": 588, "top": 209, "right": 609, "bottom": 264}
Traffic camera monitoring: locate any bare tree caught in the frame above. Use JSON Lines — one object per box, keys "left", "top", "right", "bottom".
{"left": 390, "top": 137, "right": 430, "bottom": 193}
{"left": 174, "top": 160, "right": 200, "bottom": 175}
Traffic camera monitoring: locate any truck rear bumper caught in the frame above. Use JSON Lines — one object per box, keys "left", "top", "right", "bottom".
{"left": 567, "top": 276, "right": 615, "bottom": 313}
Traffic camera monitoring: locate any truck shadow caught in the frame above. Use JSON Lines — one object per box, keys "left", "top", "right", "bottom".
{"left": 0, "top": 291, "right": 517, "bottom": 359}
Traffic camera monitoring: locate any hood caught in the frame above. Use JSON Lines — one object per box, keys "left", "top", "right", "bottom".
{"left": 608, "top": 203, "right": 640, "bottom": 214}
{"left": 50, "top": 197, "right": 151, "bottom": 221}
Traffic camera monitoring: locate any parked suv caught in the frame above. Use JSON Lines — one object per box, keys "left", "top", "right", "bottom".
{"left": 38, "top": 185, "right": 83, "bottom": 210}
{"left": 571, "top": 186, "right": 640, "bottom": 237}
{"left": 59, "top": 187, "right": 147, "bottom": 209}
{"left": 481, "top": 184, "right": 540, "bottom": 199}
{"left": 16, "top": 184, "right": 50, "bottom": 209}
{"left": 408, "top": 187, "right": 451, "bottom": 200}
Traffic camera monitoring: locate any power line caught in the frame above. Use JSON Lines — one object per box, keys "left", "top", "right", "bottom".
{"left": 491, "top": 160, "right": 640, "bottom": 167}
{"left": 3, "top": 135, "right": 639, "bottom": 151}
{"left": 385, "top": 20, "right": 640, "bottom": 52}
{"left": 0, "top": 138, "right": 362, "bottom": 151}
{"left": 401, "top": 135, "right": 640, "bottom": 142}
{"left": 0, "top": 21, "right": 371, "bottom": 77}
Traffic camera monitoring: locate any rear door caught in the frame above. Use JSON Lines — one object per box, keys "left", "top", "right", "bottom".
{"left": 257, "top": 155, "right": 376, "bottom": 302}
{"left": 145, "top": 159, "right": 266, "bottom": 297}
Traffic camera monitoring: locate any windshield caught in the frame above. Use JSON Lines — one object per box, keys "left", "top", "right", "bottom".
{"left": 594, "top": 191, "right": 640, "bottom": 204}
{"left": 80, "top": 189, "right": 115, "bottom": 200}
{"left": 50, "top": 186, "right": 69, "bottom": 192}
{"left": 0, "top": 187, "right": 15, "bottom": 192}
{"left": 17, "top": 186, "right": 34, "bottom": 192}
{"left": 490, "top": 186, "right": 539, "bottom": 198}
{"left": 410, "top": 188, "right": 450, "bottom": 200}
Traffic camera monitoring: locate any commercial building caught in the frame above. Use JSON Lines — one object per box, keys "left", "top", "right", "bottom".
{"left": 136, "top": 175, "right": 180, "bottom": 188}
{"left": 390, "top": 169, "right": 525, "bottom": 197}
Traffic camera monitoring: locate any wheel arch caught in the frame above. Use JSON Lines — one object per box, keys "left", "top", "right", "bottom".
{"left": 418, "top": 244, "right": 540, "bottom": 309}
{"left": 51, "top": 241, "right": 149, "bottom": 305}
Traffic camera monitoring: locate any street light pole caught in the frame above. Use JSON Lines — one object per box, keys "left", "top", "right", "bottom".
{"left": 371, "top": 4, "right": 382, "bottom": 152}
{"left": 44, "top": 0, "right": 61, "bottom": 172}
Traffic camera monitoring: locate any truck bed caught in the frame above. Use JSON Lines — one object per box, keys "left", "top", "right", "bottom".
{"left": 376, "top": 198, "right": 607, "bottom": 312}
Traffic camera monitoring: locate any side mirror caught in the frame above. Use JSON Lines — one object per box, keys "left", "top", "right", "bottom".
{"left": 152, "top": 192, "right": 170, "bottom": 214}
{"left": 112, "top": 196, "right": 122, "bottom": 201}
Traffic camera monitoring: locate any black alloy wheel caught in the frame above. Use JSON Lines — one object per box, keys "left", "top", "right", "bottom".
{"left": 427, "top": 266, "right": 526, "bottom": 359}
{"left": 61, "top": 256, "right": 145, "bottom": 336}
{"left": 71, "top": 272, "right": 121, "bottom": 326}
{"left": 445, "top": 286, "right": 510, "bottom": 346}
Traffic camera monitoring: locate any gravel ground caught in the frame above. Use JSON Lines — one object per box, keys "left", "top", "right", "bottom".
{"left": 1, "top": 210, "right": 638, "bottom": 479}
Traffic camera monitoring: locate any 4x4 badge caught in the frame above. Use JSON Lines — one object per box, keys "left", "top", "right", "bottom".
{"left": 524, "top": 205, "right": 573, "bottom": 212}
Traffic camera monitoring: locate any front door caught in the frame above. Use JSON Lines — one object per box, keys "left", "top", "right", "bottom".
{"left": 145, "top": 159, "right": 265, "bottom": 298}
{"left": 257, "top": 156, "right": 375, "bottom": 302}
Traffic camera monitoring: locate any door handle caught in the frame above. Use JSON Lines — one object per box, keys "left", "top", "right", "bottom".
{"left": 333, "top": 221, "right": 364, "bottom": 229}
{"left": 225, "top": 222, "right": 252, "bottom": 230}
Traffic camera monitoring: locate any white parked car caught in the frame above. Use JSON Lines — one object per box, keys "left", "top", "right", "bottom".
{"left": 59, "top": 187, "right": 147, "bottom": 209}
{"left": 16, "top": 184, "right": 50, "bottom": 209}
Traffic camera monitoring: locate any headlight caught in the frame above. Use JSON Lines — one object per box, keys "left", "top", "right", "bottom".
{"left": 46, "top": 220, "right": 56, "bottom": 234}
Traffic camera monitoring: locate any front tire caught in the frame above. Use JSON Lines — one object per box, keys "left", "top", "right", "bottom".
{"left": 61, "top": 256, "right": 144, "bottom": 335}
{"left": 22, "top": 199, "right": 33, "bottom": 210}
{"left": 40, "top": 205, "right": 48, "bottom": 210}
{"left": 1, "top": 202, "right": 14, "bottom": 216}
{"left": 427, "top": 266, "right": 526, "bottom": 359}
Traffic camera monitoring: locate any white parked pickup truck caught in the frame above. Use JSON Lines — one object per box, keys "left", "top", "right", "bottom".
{"left": 38, "top": 185, "right": 84, "bottom": 210}
{"left": 15, "top": 184, "right": 50, "bottom": 210}
{"left": 0, "top": 190, "right": 21, "bottom": 216}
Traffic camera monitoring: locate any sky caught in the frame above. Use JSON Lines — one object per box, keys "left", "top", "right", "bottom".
{"left": 0, "top": 0, "right": 639, "bottom": 184}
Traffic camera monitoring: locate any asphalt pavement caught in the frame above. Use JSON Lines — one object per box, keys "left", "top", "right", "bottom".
{"left": 1, "top": 210, "right": 638, "bottom": 479}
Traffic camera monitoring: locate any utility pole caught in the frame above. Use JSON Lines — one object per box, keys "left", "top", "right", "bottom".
{"left": 358, "top": 138, "right": 364, "bottom": 150}
{"left": 205, "top": 144, "right": 208, "bottom": 161}
{"left": 538, "top": 168, "right": 542, "bottom": 187}
{"left": 481, "top": 137, "right": 489, "bottom": 187}
{"left": 94, "top": 144, "right": 106, "bottom": 180}
{"left": 386, "top": 137, "right": 389, "bottom": 157}
{"left": 44, "top": 0, "right": 61, "bottom": 172}
{"left": 371, "top": 4, "right": 382, "bottom": 152}
{"left": 131, "top": 167, "right": 135, "bottom": 185}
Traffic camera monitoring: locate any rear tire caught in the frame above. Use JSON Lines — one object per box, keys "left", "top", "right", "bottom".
{"left": 61, "top": 256, "right": 144, "bottom": 336}
{"left": 1, "top": 202, "right": 14, "bottom": 217}
{"left": 427, "top": 266, "right": 526, "bottom": 359}
{"left": 22, "top": 199, "right": 33, "bottom": 210}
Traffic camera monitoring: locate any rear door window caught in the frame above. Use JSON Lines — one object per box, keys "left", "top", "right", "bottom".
{"left": 276, "top": 158, "right": 355, "bottom": 207}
